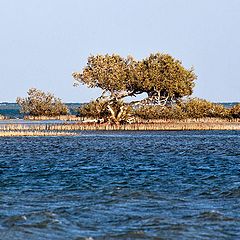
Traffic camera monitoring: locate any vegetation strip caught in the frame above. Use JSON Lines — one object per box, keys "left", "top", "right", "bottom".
{"left": 0, "top": 130, "right": 77, "bottom": 137}
{"left": 1, "top": 120, "right": 240, "bottom": 132}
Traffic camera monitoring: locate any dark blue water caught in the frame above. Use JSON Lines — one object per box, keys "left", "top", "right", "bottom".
{"left": 0, "top": 131, "right": 240, "bottom": 239}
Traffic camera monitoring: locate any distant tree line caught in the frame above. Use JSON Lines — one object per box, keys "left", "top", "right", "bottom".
{"left": 15, "top": 52, "right": 240, "bottom": 122}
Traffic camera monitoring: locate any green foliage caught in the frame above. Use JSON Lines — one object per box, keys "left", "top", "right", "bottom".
{"left": 72, "top": 53, "right": 240, "bottom": 122}
{"left": 134, "top": 53, "right": 196, "bottom": 105}
{"left": 79, "top": 100, "right": 133, "bottom": 124}
{"left": 181, "top": 98, "right": 229, "bottom": 119}
{"left": 230, "top": 103, "right": 240, "bottom": 118}
{"left": 78, "top": 100, "right": 109, "bottom": 120}
{"left": 211, "top": 103, "right": 230, "bottom": 118}
{"left": 72, "top": 54, "right": 136, "bottom": 97}
{"left": 73, "top": 53, "right": 197, "bottom": 105}
{"left": 134, "top": 99, "right": 230, "bottom": 120}
{"left": 134, "top": 105, "right": 186, "bottom": 120}
{"left": 16, "top": 88, "right": 68, "bottom": 116}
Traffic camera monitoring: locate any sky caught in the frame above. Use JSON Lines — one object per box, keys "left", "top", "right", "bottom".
{"left": 0, "top": 0, "right": 239, "bottom": 103}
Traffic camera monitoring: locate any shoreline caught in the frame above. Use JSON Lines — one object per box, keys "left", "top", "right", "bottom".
{"left": 0, "top": 130, "right": 77, "bottom": 137}
{"left": 0, "top": 118, "right": 240, "bottom": 136}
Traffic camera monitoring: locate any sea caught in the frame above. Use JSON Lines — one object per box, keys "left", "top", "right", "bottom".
{"left": 0, "top": 103, "right": 240, "bottom": 240}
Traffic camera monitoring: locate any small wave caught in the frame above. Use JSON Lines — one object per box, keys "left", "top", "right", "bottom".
{"left": 102, "top": 230, "right": 147, "bottom": 239}
{"left": 202, "top": 175, "right": 218, "bottom": 180}
{"left": 220, "top": 187, "right": 240, "bottom": 198}
{"left": 197, "top": 210, "right": 238, "bottom": 222}
{"left": 2, "top": 211, "right": 61, "bottom": 229}
{"left": 2, "top": 214, "right": 27, "bottom": 227}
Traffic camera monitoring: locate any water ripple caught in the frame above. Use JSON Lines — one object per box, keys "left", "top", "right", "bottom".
{"left": 0, "top": 131, "right": 240, "bottom": 239}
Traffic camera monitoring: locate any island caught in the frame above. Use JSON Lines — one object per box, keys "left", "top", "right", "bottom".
{"left": 0, "top": 53, "right": 239, "bottom": 136}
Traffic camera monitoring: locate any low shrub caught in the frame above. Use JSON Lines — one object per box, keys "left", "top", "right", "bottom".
{"left": 133, "top": 98, "right": 231, "bottom": 120}
{"left": 230, "top": 103, "right": 240, "bottom": 118}
{"left": 181, "top": 98, "right": 229, "bottom": 119}
{"left": 16, "top": 88, "right": 68, "bottom": 117}
{"left": 134, "top": 105, "right": 186, "bottom": 120}
{"left": 79, "top": 99, "right": 133, "bottom": 124}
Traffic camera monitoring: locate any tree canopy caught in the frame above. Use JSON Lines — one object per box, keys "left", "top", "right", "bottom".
{"left": 16, "top": 88, "right": 68, "bottom": 117}
{"left": 135, "top": 53, "right": 196, "bottom": 105}
{"left": 73, "top": 53, "right": 197, "bottom": 123}
{"left": 73, "top": 53, "right": 196, "bottom": 105}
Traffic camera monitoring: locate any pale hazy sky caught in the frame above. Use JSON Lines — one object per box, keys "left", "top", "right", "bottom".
{"left": 0, "top": 0, "right": 239, "bottom": 102}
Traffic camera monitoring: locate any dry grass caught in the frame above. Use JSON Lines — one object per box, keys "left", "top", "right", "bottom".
{"left": 24, "top": 115, "right": 83, "bottom": 121}
{"left": 0, "top": 118, "right": 240, "bottom": 132}
{"left": 0, "top": 131, "right": 77, "bottom": 137}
